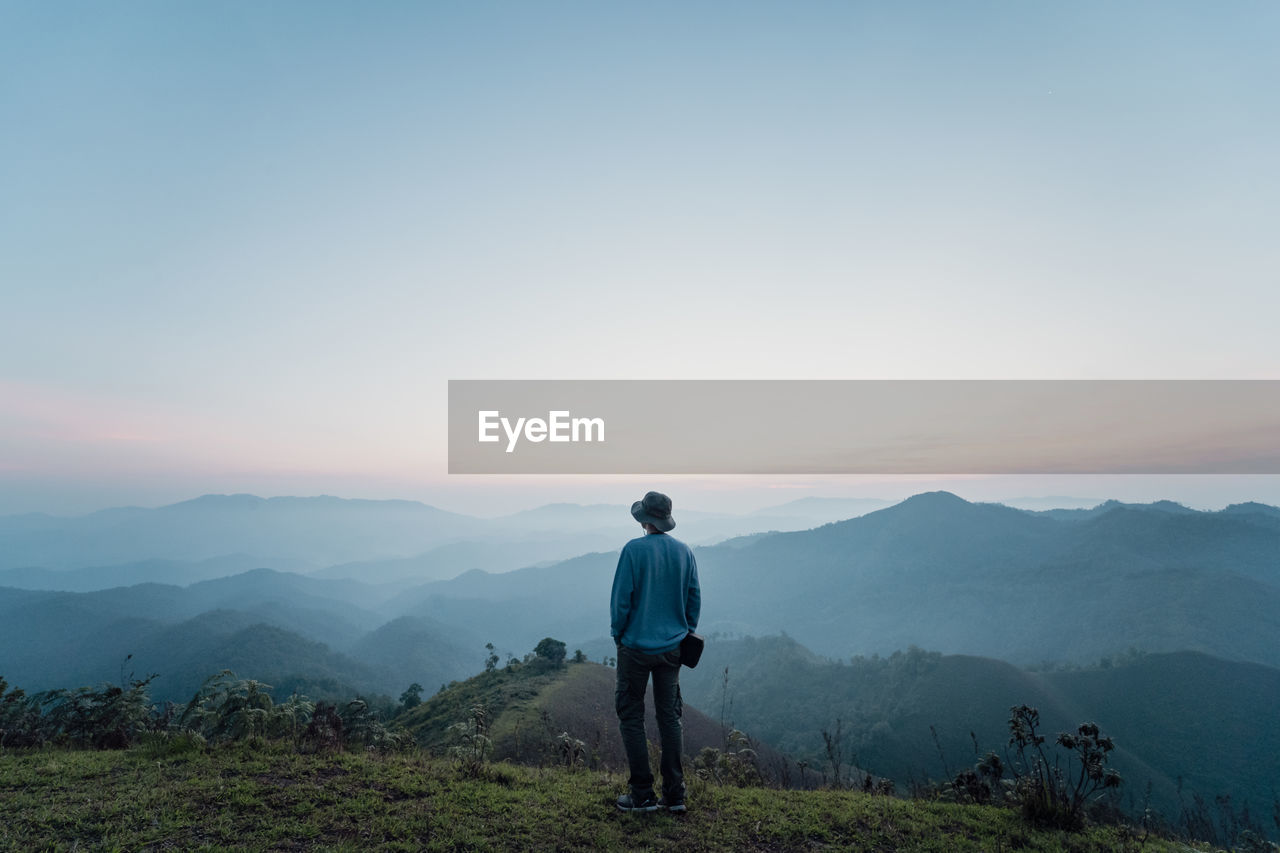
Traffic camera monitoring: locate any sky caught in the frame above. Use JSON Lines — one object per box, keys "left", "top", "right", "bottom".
{"left": 2, "top": 1, "right": 1278, "bottom": 516}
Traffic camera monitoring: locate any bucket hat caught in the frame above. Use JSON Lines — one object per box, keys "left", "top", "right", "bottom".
{"left": 631, "top": 491, "right": 676, "bottom": 532}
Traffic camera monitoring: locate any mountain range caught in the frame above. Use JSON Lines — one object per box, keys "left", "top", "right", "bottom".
{"left": 387, "top": 491, "right": 1280, "bottom": 668}
{"left": 5, "top": 491, "right": 1278, "bottom": 696}
{"left": 0, "top": 493, "right": 893, "bottom": 584}
{"left": 2, "top": 489, "right": 1276, "bottom": 837}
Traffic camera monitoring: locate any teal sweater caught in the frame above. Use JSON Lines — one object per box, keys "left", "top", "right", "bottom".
{"left": 610, "top": 532, "right": 701, "bottom": 654}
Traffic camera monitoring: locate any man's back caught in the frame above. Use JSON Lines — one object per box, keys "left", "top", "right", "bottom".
{"left": 612, "top": 490, "right": 698, "bottom": 813}
{"left": 610, "top": 532, "right": 700, "bottom": 654}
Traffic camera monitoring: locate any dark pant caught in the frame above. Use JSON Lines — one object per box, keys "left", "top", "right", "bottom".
{"left": 615, "top": 643, "right": 684, "bottom": 799}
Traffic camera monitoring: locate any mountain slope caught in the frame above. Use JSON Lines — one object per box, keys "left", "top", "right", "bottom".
{"left": 679, "top": 635, "right": 1280, "bottom": 833}
{"left": 348, "top": 615, "right": 478, "bottom": 694}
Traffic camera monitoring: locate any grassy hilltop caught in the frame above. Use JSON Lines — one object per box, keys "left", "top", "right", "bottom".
{"left": 0, "top": 657, "right": 1228, "bottom": 851}
{"left": 398, "top": 659, "right": 796, "bottom": 779}
{"left": 0, "top": 745, "right": 1203, "bottom": 852}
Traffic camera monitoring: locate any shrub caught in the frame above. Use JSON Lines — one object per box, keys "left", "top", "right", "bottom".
{"left": 554, "top": 731, "right": 586, "bottom": 768}
{"left": 35, "top": 674, "right": 160, "bottom": 749}
{"left": 340, "top": 697, "right": 413, "bottom": 753}
{"left": 694, "top": 729, "right": 761, "bottom": 787}
{"left": 447, "top": 704, "right": 492, "bottom": 777}
{"left": 178, "top": 672, "right": 292, "bottom": 744}
{"left": 533, "top": 638, "right": 567, "bottom": 666}
{"left": 1005, "top": 705, "right": 1122, "bottom": 830}
{"left": 0, "top": 676, "right": 44, "bottom": 748}
{"left": 944, "top": 751, "right": 1004, "bottom": 805}
{"left": 300, "top": 701, "right": 344, "bottom": 753}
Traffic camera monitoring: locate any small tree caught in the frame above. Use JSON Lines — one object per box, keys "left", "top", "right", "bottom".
{"left": 821, "top": 718, "right": 848, "bottom": 790}
{"left": 484, "top": 643, "right": 499, "bottom": 673}
{"left": 341, "top": 697, "right": 411, "bottom": 752}
{"left": 533, "top": 637, "right": 567, "bottom": 666}
{"left": 399, "top": 683, "right": 423, "bottom": 712}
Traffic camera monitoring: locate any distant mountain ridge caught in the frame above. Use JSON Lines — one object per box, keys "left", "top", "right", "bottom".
{"left": 382, "top": 491, "right": 1280, "bottom": 669}
{"left": 4, "top": 490, "right": 1278, "bottom": 709}
{"left": 699, "top": 492, "right": 1280, "bottom": 665}
{"left": 0, "top": 492, "right": 895, "bottom": 579}
{"left": 0, "top": 494, "right": 483, "bottom": 570}
{"left": 0, "top": 554, "right": 315, "bottom": 593}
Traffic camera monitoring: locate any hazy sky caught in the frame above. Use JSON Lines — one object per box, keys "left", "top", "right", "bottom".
{"left": 2, "top": 2, "right": 1278, "bottom": 515}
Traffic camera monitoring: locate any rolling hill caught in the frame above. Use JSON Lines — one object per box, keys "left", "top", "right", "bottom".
{"left": 0, "top": 570, "right": 406, "bottom": 700}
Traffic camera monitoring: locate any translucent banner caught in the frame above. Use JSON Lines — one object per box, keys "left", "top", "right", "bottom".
{"left": 448, "top": 380, "right": 1280, "bottom": 474}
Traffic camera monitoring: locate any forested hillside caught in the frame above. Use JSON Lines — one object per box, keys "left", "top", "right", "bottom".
{"left": 680, "top": 635, "right": 1280, "bottom": 837}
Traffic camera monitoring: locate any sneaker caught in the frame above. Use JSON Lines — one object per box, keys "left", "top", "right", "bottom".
{"left": 658, "top": 795, "right": 687, "bottom": 814}
{"left": 616, "top": 792, "right": 659, "bottom": 813}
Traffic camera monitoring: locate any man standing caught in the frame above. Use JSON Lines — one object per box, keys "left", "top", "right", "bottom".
{"left": 611, "top": 490, "right": 701, "bottom": 814}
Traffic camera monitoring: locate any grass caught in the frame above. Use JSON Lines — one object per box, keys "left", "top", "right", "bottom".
{"left": 399, "top": 664, "right": 564, "bottom": 753}
{"left": 0, "top": 744, "right": 1209, "bottom": 852}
